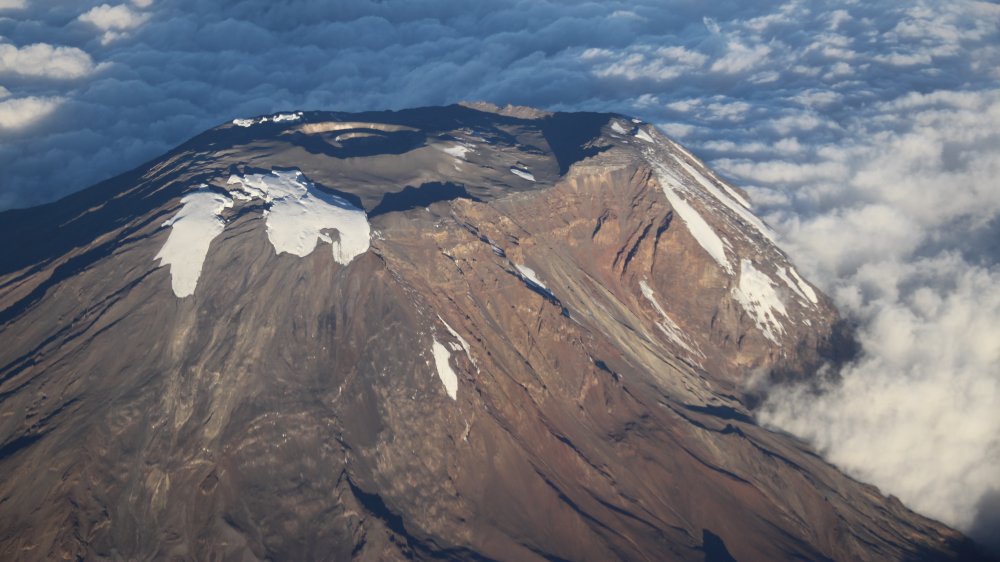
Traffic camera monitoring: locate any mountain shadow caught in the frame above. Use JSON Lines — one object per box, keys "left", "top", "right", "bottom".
{"left": 369, "top": 182, "right": 480, "bottom": 217}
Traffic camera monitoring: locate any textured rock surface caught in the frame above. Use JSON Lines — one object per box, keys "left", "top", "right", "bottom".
{"left": 0, "top": 105, "right": 979, "bottom": 560}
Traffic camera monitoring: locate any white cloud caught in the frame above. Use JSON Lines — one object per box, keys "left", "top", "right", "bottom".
{"left": 827, "top": 9, "right": 852, "bottom": 30}
{"left": 747, "top": 87, "right": 1000, "bottom": 537}
{"left": 78, "top": 3, "right": 150, "bottom": 32}
{"left": 874, "top": 51, "right": 933, "bottom": 66}
{"left": 656, "top": 46, "right": 707, "bottom": 66}
{"left": 665, "top": 98, "right": 698, "bottom": 112}
{"left": 591, "top": 46, "right": 708, "bottom": 81}
{"left": 657, "top": 122, "right": 697, "bottom": 138}
{"left": 761, "top": 255, "right": 1000, "bottom": 531}
{"left": 769, "top": 112, "right": 825, "bottom": 135}
{"left": 0, "top": 0, "right": 26, "bottom": 10}
{"left": 0, "top": 43, "right": 96, "bottom": 79}
{"left": 788, "top": 89, "right": 842, "bottom": 108}
{"left": 0, "top": 96, "right": 63, "bottom": 130}
{"left": 98, "top": 31, "right": 126, "bottom": 45}
{"left": 579, "top": 47, "right": 613, "bottom": 61}
{"left": 744, "top": 11, "right": 793, "bottom": 34}
{"left": 702, "top": 137, "right": 803, "bottom": 156}
{"left": 78, "top": 3, "right": 154, "bottom": 44}
{"left": 609, "top": 10, "right": 642, "bottom": 21}
{"left": 824, "top": 60, "right": 854, "bottom": 78}
{"left": 666, "top": 96, "right": 753, "bottom": 122}
{"left": 711, "top": 42, "right": 771, "bottom": 74}
{"left": 703, "top": 16, "right": 720, "bottom": 35}
{"left": 717, "top": 158, "right": 850, "bottom": 187}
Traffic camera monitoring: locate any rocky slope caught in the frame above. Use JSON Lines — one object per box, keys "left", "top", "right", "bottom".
{"left": 0, "top": 103, "right": 979, "bottom": 560}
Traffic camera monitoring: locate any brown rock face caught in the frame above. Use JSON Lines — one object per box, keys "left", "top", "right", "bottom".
{"left": 0, "top": 106, "right": 979, "bottom": 560}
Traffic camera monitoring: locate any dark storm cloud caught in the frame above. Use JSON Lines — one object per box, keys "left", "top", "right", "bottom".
{"left": 1, "top": 0, "right": 998, "bottom": 546}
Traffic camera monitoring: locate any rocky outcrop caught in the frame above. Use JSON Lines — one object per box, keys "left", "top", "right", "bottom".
{"left": 0, "top": 105, "right": 978, "bottom": 560}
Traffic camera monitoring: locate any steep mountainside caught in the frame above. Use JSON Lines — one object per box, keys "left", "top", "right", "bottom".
{"left": 0, "top": 104, "right": 978, "bottom": 560}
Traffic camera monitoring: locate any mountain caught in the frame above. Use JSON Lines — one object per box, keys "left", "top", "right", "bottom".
{"left": 0, "top": 103, "right": 980, "bottom": 561}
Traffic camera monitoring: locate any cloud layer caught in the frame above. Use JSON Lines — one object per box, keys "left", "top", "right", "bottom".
{"left": 0, "top": 42, "right": 95, "bottom": 78}
{"left": 0, "top": 0, "right": 998, "bottom": 546}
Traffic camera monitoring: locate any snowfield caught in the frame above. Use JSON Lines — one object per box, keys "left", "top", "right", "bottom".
{"left": 227, "top": 170, "right": 371, "bottom": 264}
{"left": 431, "top": 339, "right": 459, "bottom": 399}
{"left": 510, "top": 167, "right": 536, "bottom": 182}
{"left": 232, "top": 112, "right": 304, "bottom": 127}
{"left": 156, "top": 169, "right": 371, "bottom": 298}
{"left": 154, "top": 188, "right": 233, "bottom": 298}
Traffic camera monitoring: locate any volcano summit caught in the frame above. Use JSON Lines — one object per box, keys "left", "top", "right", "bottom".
{"left": 0, "top": 103, "right": 980, "bottom": 560}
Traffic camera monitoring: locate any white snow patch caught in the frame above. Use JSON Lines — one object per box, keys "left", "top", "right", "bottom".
{"left": 154, "top": 188, "right": 233, "bottom": 298}
{"left": 515, "top": 264, "right": 547, "bottom": 290}
{"left": 442, "top": 143, "right": 472, "bottom": 159}
{"left": 439, "top": 315, "right": 476, "bottom": 367}
{"left": 635, "top": 128, "right": 655, "bottom": 143}
{"left": 718, "top": 182, "right": 752, "bottom": 210}
{"left": 515, "top": 263, "right": 561, "bottom": 302}
{"left": 639, "top": 280, "right": 700, "bottom": 356}
{"left": 232, "top": 111, "right": 303, "bottom": 127}
{"left": 774, "top": 265, "right": 819, "bottom": 306}
{"left": 610, "top": 121, "right": 628, "bottom": 135}
{"left": 650, "top": 162, "right": 733, "bottom": 274}
{"left": 668, "top": 140, "right": 699, "bottom": 169}
{"left": 733, "top": 259, "right": 788, "bottom": 344}
{"left": 510, "top": 167, "right": 536, "bottom": 182}
{"left": 788, "top": 266, "right": 818, "bottom": 304}
{"left": 271, "top": 112, "right": 302, "bottom": 122}
{"left": 775, "top": 266, "right": 808, "bottom": 304}
{"left": 669, "top": 140, "right": 752, "bottom": 210}
{"left": 631, "top": 118, "right": 642, "bottom": 124}
{"left": 669, "top": 153, "right": 774, "bottom": 244}
{"left": 226, "top": 169, "right": 370, "bottom": 264}
{"left": 432, "top": 339, "right": 459, "bottom": 400}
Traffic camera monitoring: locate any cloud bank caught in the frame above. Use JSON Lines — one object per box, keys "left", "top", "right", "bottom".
{"left": 0, "top": 42, "right": 95, "bottom": 79}
{"left": 0, "top": 0, "right": 998, "bottom": 546}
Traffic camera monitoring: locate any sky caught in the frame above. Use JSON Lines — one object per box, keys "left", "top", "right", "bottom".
{"left": 1, "top": 0, "right": 999, "bottom": 549}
